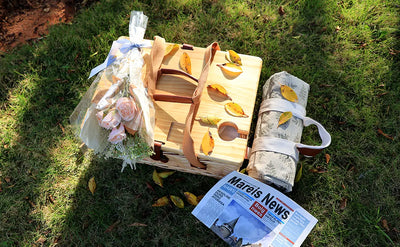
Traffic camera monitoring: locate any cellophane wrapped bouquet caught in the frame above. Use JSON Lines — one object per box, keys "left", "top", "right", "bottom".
{"left": 70, "top": 11, "right": 155, "bottom": 170}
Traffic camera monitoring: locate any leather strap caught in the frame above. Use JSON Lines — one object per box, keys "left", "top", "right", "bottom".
{"left": 146, "top": 37, "right": 220, "bottom": 168}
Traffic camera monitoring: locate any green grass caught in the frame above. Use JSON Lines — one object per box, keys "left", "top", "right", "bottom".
{"left": 1, "top": 0, "right": 399, "bottom": 246}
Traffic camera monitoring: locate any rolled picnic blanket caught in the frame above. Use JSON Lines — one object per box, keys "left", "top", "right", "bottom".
{"left": 247, "top": 71, "right": 331, "bottom": 192}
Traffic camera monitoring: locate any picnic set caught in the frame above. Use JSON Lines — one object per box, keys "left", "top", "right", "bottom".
{"left": 70, "top": 11, "right": 331, "bottom": 193}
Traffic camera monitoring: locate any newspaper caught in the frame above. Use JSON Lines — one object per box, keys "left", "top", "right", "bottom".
{"left": 192, "top": 171, "right": 317, "bottom": 247}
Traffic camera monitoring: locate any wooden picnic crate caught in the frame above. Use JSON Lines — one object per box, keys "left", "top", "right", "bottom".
{"left": 138, "top": 40, "right": 262, "bottom": 178}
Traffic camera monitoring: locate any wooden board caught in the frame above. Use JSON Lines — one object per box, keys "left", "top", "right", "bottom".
{"left": 141, "top": 42, "right": 262, "bottom": 172}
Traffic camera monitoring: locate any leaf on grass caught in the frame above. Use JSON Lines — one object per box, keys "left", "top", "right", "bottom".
{"left": 152, "top": 196, "right": 169, "bottom": 207}
{"left": 35, "top": 237, "right": 46, "bottom": 244}
{"left": 225, "top": 50, "right": 242, "bottom": 65}
{"left": 104, "top": 220, "right": 120, "bottom": 233}
{"left": 158, "top": 171, "right": 175, "bottom": 179}
{"left": 217, "top": 63, "right": 243, "bottom": 77}
{"left": 278, "top": 111, "right": 292, "bottom": 127}
{"left": 294, "top": 163, "right": 303, "bottom": 182}
{"left": 325, "top": 154, "right": 331, "bottom": 164}
{"left": 164, "top": 44, "right": 179, "bottom": 57}
{"left": 339, "top": 198, "right": 347, "bottom": 210}
{"left": 197, "top": 195, "right": 204, "bottom": 203}
{"left": 48, "top": 194, "right": 55, "bottom": 204}
{"left": 170, "top": 195, "right": 184, "bottom": 208}
{"left": 280, "top": 84, "right": 298, "bottom": 102}
{"left": 278, "top": 5, "right": 285, "bottom": 15}
{"left": 184, "top": 192, "right": 198, "bottom": 206}
{"left": 225, "top": 102, "right": 248, "bottom": 117}
{"left": 197, "top": 115, "right": 222, "bottom": 126}
{"left": 382, "top": 219, "right": 390, "bottom": 231}
{"left": 201, "top": 129, "right": 214, "bottom": 156}
{"left": 179, "top": 52, "right": 192, "bottom": 74}
{"left": 207, "top": 84, "right": 232, "bottom": 100}
{"left": 88, "top": 177, "right": 96, "bottom": 195}
{"left": 128, "top": 222, "right": 148, "bottom": 227}
{"left": 4, "top": 177, "right": 11, "bottom": 183}
{"left": 152, "top": 170, "right": 163, "bottom": 187}
{"left": 146, "top": 182, "right": 155, "bottom": 191}
{"left": 377, "top": 129, "right": 393, "bottom": 140}
{"left": 309, "top": 167, "right": 328, "bottom": 173}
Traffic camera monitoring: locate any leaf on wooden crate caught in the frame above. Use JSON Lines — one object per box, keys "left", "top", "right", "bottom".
{"left": 207, "top": 84, "right": 232, "bottom": 100}
{"left": 184, "top": 192, "right": 198, "bottom": 206}
{"left": 152, "top": 170, "right": 163, "bottom": 187}
{"left": 158, "top": 171, "right": 175, "bottom": 179}
{"left": 201, "top": 129, "right": 214, "bottom": 156}
{"left": 325, "top": 154, "right": 331, "bottom": 164}
{"left": 152, "top": 196, "right": 169, "bottom": 207}
{"left": 225, "top": 50, "right": 242, "bottom": 65}
{"left": 225, "top": 102, "right": 248, "bottom": 117}
{"left": 88, "top": 177, "right": 96, "bottom": 195}
{"left": 164, "top": 44, "right": 179, "bottom": 57}
{"left": 280, "top": 84, "right": 298, "bottom": 102}
{"left": 170, "top": 195, "right": 184, "bottom": 208}
{"left": 217, "top": 63, "right": 243, "bottom": 77}
{"left": 278, "top": 111, "right": 292, "bottom": 127}
{"left": 179, "top": 52, "right": 192, "bottom": 74}
{"left": 197, "top": 115, "right": 222, "bottom": 126}
{"left": 294, "top": 163, "right": 303, "bottom": 182}
{"left": 377, "top": 128, "right": 393, "bottom": 140}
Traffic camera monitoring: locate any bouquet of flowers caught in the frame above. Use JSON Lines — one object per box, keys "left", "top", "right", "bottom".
{"left": 70, "top": 11, "right": 155, "bottom": 171}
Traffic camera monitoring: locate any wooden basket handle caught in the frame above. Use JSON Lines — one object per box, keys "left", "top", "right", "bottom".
{"left": 146, "top": 37, "right": 220, "bottom": 168}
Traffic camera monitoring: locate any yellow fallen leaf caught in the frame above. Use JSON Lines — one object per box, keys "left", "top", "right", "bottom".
{"left": 278, "top": 111, "right": 292, "bottom": 127}
{"left": 197, "top": 115, "right": 222, "bottom": 126}
{"left": 207, "top": 84, "right": 232, "bottom": 100}
{"left": 152, "top": 196, "right": 169, "bottom": 207}
{"left": 201, "top": 129, "right": 214, "bottom": 156}
{"left": 217, "top": 63, "right": 243, "bottom": 77}
{"left": 170, "top": 195, "right": 184, "bottom": 208}
{"left": 184, "top": 192, "right": 198, "bottom": 206}
{"left": 225, "top": 102, "right": 249, "bottom": 117}
{"left": 164, "top": 44, "right": 179, "bottom": 57}
{"left": 294, "top": 163, "right": 302, "bottom": 182}
{"left": 280, "top": 84, "right": 298, "bottom": 102}
{"left": 226, "top": 50, "right": 242, "bottom": 65}
{"left": 152, "top": 170, "right": 163, "bottom": 187}
{"left": 158, "top": 170, "right": 175, "bottom": 178}
{"left": 88, "top": 177, "right": 96, "bottom": 195}
{"left": 239, "top": 168, "right": 247, "bottom": 174}
{"left": 179, "top": 52, "right": 192, "bottom": 74}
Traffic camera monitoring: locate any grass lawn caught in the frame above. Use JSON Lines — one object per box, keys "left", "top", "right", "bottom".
{"left": 1, "top": 0, "right": 399, "bottom": 246}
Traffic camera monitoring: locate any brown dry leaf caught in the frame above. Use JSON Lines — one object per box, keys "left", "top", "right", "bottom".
{"left": 170, "top": 195, "right": 185, "bottom": 208}
{"left": 278, "top": 111, "right": 292, "bottom": 127}
{"left": 309, "top": 167, "right": 328, "bottom": 173}
{"left": 325, "top": 154, "right": 331, "bottom": 164}
{"left": 152, "top": 196, "right": 169, "bottom": 207}
{"left": 339, "top": 198, "right": 347, "bottom": 210}
{"left": 294, "top": 163, "right": 303, "bottom": 182}
{"left": 201, "top": 129, "right": 214, "bottom": 156}
{"left": 35, "top": 236, "right": 46, "bottom": 244}
{"left": 128, "top": 222, "right": 148, "bottom": 227}
{"left": 217, "top": 63, "right": 243, "bottom": 77}
{"left": 48, "top": 194, "right": 55, "bottom": 204}
{"left": 164, "top": 44, "right": 179, "bottom": 57}
{"left": 382, "top": 219, "right": 390, "bottom": 231}
{"left": 225, "top": 102, "right": 249, "bottom": 117}
{"left": 88, "top": 177, "right": 96, "bottom": 195}
{"left": 179, "top": 52, "right": 192, "bottom": 74}
{"left": 104, "top": 220, "right": 120, "bottom": 233}
{"left": 4, "top": 177, "right": 11, "bottom": 183}
{"left": 377, "top": 129, "right": 393, "bottom": 140}
{"left": 281, "top": 84, "right": 298, "bottom": 102}
{"left": 207, "top": 84, "right": 232, "bottom": 100}
{"left": 226, "top": 50, "right": 242, "bottom": 65}
{"left": 158, "top": 171, "right": 175, "bottom": 179}
{"left": 152, "top": 170, "right": 163, "bottom": 187}
{"left": 278, "top": 5, "right": 285, "bottom": 15}
{"left": 197, "top": 115, "right": 222, "bottom": 126}
{"left": 184, "top": 192, "right": 198, "bottom": 206}
{"left": 146, "top": 182, "right": 155, "bottom": 191}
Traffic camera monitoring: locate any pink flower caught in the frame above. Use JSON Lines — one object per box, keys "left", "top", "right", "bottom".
{"left": 108, "top": 124, "right": 126, "bottom": 144}
{"left": 116, "top": 97, "right": 137, "bottom": 121}
{"left": 96, "top": 111, "right": 104, "bottom": 125}
{"left": 100, "top": 110, "right": 121, "bottom": 130}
